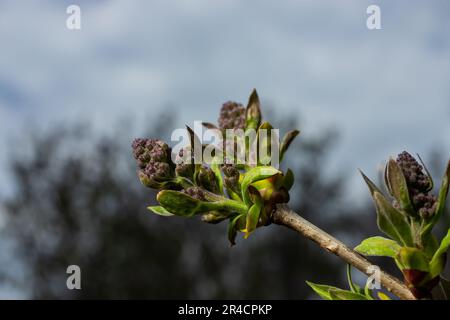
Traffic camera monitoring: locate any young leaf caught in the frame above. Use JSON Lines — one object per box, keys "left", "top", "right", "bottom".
{"left": 211, "top": 157, "right": 224, "bottom": 195}
{"left": 147, "top": 206, "right": 174, "bottom": 217}
{"left": 429, "top": 228, "right": 450, "bottom": 277}
{"left": 283, "top": 168, "right": 295, "bottom": 191}
{"left": 397, "top": 247, "right": 430, "bottom": 272}
{"left": 328, "top": 288, "right": 369, "bottom": 300}
{"left": 157, "top": 190, "right": 229, "bottom": 217}
{"left": 241, "top": 166, "right": 280, "bottom": 207}
{"left": 360, "top": 169, "right": 383, "bottom": 196}
{"left": 244, "top": 203, "right": 262, "bottom": 239}
{"left": 245, "top": 89, "right": 262, "bottom": 130}
{"left": 256, "top": 121, "right": 275, "bottom": 166}
{"left": 279, "top": 130, "right": 300, "bottom": 162}
{"left": 243, "top": 186, "right": 263, "bottom": 238}
{"left": 373, "top": 192, "right": 413, "bottom": 246}
{"left": 385, "top": 159, "right": 414, "bottom": 215}
{"left": 228, "top": 214, "right": 245, "bottom": 246}
{"left": 157, "top": 190, "right": 203, "bottom": 217}
{"left": 354, "top": 236, "right": 401, "bottom": 258}
{"left": 306, "top": 281, "right": 340, "bottom": 300}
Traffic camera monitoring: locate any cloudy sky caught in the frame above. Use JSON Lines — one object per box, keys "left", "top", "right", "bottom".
{"left": 0, "top": 1, "right": 450, "bottom": 296}
{"left": 1, "top": 0, "right": 449, "bottom": 202}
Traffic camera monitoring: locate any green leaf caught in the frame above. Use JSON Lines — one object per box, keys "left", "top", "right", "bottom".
{"left": 429, "top": 228, "right": 450, "bottom": 277}
{"left": 241, "top": 166, "right": 280, "bottom": 207}
{"left": 147, "top": 206, "right": 174, "bottom": 216}
{"left": 256, "top": 121, "right": 275, "bottom": 166}
{"left": 422, "top": 233, "right": 439, "bottom": 259}
{"left": 245, "top": 89, "right": 262, "bottom": 130}
{"left": 355, "top": 236, "right": 401, "bottom": 258}
{"left": 157, "top": 190, "right": 244, "bottom": 217}
{"left": 211, "top": 157, "right": 224, "bottom": 195}
{"left": 228, "top": 214, "right": 245, "bottom": 246}
{"left": 307, "top": 281, "right": 370, "bottom": 300}
{"left": 306, "top": 281, "right": 340, "bottom": 300}
{"left": 243, "top": 186, "right": 263, "bottom": 238}
{"left": 283, "top": 168, "right": 295, "bottom": 191}
{"left": 373, "top": 192, "right": 413, "bottom": 246}
{"left": 422, "top": 160, "right": 450, "bottom": 236}
{"left": 328, "top": 289, "right": 369, "bottom": 300}
{"left": 157, "top": 191, "right": 205, "bottom": 217}
{"left": 360, "top": 171, "right": 413, "bottom": 245}
{"left": 397, "top": 247, "right": 430, "bottom": 272}
{"left": 385, "top": 159, "right": 414, "bottom": 215}
{"left": 279, "top": 130, "right": 300, "bottom": 162}
{"left": 360, "top": 169, "right": 383, "bottom": 196}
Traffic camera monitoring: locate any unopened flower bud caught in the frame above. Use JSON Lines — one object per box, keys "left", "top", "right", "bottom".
{"left": 222, "top": 164, "right": 240, "bottom": 194}
{"left": 132, "top": 138, "right": 174, "bottom": 188}
{"left": 182, "top": 186, "right": 206, "bottom": 201}
{"left": 197, "top": 167, "right": 218, "bottom": 193}
{"left": 218, "top": 101, "right": 245, "bottom": 130}
{"left": 175, "top": 147, "right": 195, "bottom": 179}
{"left": 396, "top": 151, "right": 437, "bottom": 218}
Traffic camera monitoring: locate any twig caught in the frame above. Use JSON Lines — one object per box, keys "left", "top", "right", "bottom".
{"left": 272, "top": 204, "right": 415, "bottom": 300}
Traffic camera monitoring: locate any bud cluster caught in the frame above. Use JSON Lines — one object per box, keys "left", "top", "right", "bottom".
{"left": 132, "top": 138, "right": 174, "bottom": 187}
{"left": 132, "top": 89, "right": 298, "bottom": 246}
{"left": 396, "top": 151, "right": 437, "bottom": 219}
{"left": 218, "top": 101, "right": 246, "bottom": 130}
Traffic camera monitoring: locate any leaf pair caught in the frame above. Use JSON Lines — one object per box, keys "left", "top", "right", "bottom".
{"left": 228, "top": 166, "right": 280, "bottom": 244}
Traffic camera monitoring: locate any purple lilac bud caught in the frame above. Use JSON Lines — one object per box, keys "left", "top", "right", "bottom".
{"left": 396, "top": 151, "right": 437, "bottom": 218}
{"left": 222, "top": 164, "right": 239, "bottom": 178}
{"left": 132, "top": 138, "right": 174, "bottom": 187}
{"left": 218, "top": 101, "right": 246, "bottom": 130}
{"left": 175, "top": 147, "right": 195, "bottom": 179}
{"left": 132, "top": 138, "right": 170, "bottom": 167}
{"left": 222, "top": 164, "right": 240, "bottom": 194}
{"left": 182, "top": 187, "right": 206, "bottom": 201}
{"left": 197, "top": 167, "right": 218, "bottom": 193}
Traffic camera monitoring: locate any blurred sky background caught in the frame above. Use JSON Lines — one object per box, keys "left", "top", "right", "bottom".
{"left": 0, "top": 0, "right": 449, "bottom": 298}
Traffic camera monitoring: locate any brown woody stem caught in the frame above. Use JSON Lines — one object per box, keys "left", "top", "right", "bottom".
{"left": 272, "top": 204, "right": 415, "bottom": 300}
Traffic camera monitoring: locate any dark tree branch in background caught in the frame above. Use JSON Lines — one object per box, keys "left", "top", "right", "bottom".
{"left": 273, "top": 204, "right": 416, "bottom": 300}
